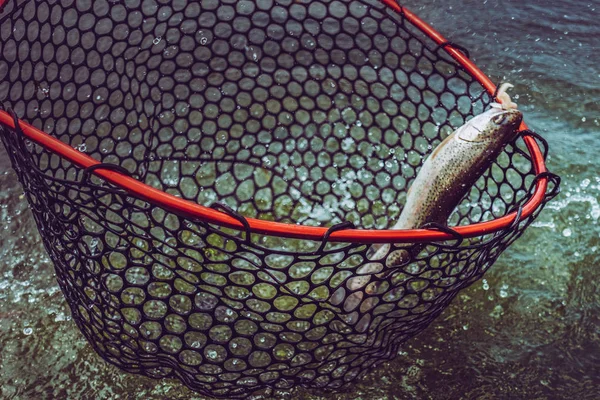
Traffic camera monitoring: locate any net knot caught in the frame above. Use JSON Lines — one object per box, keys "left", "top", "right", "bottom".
{"left": 210, "top": 202, "right": 252, "bottom": 244}
{"left": 435, "top": 41, "right": 471, "bottom": 59}
{"left": 81, "top": 164, "right": 132, "bottom": 184}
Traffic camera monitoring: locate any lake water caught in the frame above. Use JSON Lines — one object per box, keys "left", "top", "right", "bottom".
{"left": 1, "top": 0, "right": 598, "bottom": 399}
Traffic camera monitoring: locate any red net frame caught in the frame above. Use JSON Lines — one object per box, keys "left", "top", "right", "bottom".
{"left": 0, "top": 0, "right": 549, "bottom": 243}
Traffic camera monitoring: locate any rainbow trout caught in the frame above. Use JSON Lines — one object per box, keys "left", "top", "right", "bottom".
{"left": 374, "top": 105, "right": 523, "bottom": 265}
{"left": 340, "top": 102, "right": 523, "bottom": 297}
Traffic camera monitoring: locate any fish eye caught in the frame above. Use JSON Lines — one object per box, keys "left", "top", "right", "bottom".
{"left": 492, "top": 114, "right": 507, "bottom": 125}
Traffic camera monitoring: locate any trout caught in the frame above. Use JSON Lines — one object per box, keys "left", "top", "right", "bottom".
{"left": 375, "top": 104, "right": 522, "bottom": 264}
{"left": 340, "top": 100, "right": 523, "bottom": 297}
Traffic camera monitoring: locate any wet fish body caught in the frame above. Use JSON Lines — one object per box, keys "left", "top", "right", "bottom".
{"left": 370, "top": 106, "right": 524, "bottom": 265}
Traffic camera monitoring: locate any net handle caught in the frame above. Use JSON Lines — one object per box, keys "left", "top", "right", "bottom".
{"left": 0, "top": 1, "right": 551, "bottom": 244}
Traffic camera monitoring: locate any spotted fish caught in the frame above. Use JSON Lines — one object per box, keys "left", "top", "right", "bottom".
{"left": 340, "top": 98, "right": 524, "bottom": 296}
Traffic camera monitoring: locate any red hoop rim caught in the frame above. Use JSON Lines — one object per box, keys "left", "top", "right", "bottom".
{"left": 0, "top": 0, "right": 548, "bottom": 244}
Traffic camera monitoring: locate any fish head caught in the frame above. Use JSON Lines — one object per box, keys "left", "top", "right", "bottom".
{"left": 457, "top": 107, "right": 523, "bottom": 145}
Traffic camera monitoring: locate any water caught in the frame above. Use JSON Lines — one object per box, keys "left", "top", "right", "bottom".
{"left": 1, "top": 0, "right": 599, "bottom": 398}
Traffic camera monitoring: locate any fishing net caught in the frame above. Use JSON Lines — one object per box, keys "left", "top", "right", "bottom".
{"left": 0, "top": 0, "right": 559, "bottom": 398}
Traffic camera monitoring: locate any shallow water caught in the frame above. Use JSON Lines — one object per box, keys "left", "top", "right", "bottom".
{"left": 1, "top": 0, "right": 598, "bottom": 399}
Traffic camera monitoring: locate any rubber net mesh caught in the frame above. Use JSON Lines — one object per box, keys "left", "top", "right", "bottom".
{"left": 0, "top": 0, "right": 558, "bottom": 398}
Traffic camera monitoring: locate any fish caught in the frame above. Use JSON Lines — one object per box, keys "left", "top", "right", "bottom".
{"left": 340, "top": 92, "right": 523, "bottom": 296}
{"left": 376, "top": 105, "right": 522, "bottom": 263}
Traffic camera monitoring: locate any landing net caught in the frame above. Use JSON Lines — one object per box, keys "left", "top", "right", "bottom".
{"left": 0, "top": 0, "right": 559, "bottom": 398}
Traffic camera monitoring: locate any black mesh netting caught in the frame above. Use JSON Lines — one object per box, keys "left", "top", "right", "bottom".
{"left": 0, "top": 0, "right": 559, "bottom": 398}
